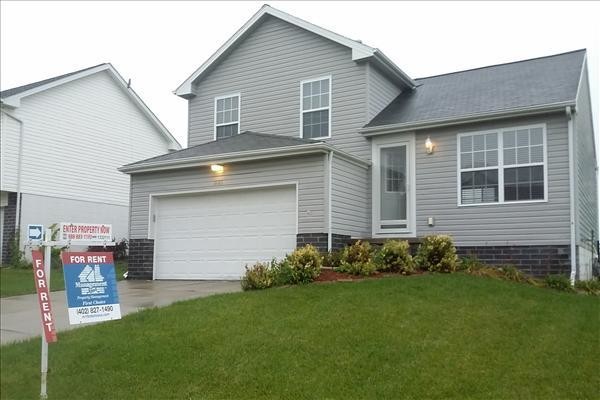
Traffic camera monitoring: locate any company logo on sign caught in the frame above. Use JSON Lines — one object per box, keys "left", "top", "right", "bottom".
{"left": 76, "top": 265, "right": 107, "bottom": 295}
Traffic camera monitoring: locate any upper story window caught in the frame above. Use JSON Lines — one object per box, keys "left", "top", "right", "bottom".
{"left": 301, "top": 76, "right": 331, "bottom": 139}
{"left": 214, "top": 94, "right": 240, "bottom": 140}
{"left": 458, "top": 124, "right": 547, "bottom": 206}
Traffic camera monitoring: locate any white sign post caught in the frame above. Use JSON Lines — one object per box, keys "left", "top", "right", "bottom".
{"left": 33, "top": 223, "right": 116, "bottom": 400}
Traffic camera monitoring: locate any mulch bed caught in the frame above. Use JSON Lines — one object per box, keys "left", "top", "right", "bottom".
{"left": 315, "top": 268, "right": 425, "bottom": 283}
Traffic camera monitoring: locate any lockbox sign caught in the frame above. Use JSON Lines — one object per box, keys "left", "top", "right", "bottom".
{"left": 61, "top": 252, "right": 121, "bottom": 325}
{"left": 60, "top": 222, "right": 112, "bottom": 243}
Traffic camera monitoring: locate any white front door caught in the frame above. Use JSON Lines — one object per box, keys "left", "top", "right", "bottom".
{"left": 152, "top": 185, "right": 297, "bottom": 280}
{"left": 372, "top": 135, "right": 416, "bottom": 236}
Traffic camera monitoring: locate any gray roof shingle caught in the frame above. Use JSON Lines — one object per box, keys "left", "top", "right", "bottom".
{"left": 0, "top": 63, "right": 107, "bottom": 98}
{"left": 365, "top": 49, "right": 586, "bottom": 128}
{"left": 123, "top": 131, "right": 320, "bottom": 168}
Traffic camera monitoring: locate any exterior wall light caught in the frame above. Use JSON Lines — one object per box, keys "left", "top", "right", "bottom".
{"left": 425, "top": 136, "right": 434, "bottom": 154}
{"left": 210, "top": 164, "right": 224, "bottom": 173}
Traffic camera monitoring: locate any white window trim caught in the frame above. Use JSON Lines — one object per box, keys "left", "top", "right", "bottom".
{"left": 372, "top": 134, "right": 416, "bottom": 237}
{"left": 299, "top": 75, "right": 332, "bottom": 140}
{"left": 456, "top": 123, "right": 548, "bottom": 207}
{"left": 213, "top": 93, "right": 241, "bottom": 140}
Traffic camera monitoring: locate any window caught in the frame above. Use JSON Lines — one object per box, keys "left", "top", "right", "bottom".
{"left": 215, "top": 94, "right": 240, "bottom": 139}
{"left": 458, "top": 125, "right": 546, "bottom": 205}
{"left": 301, "top": 76, "right": 330, "bottom": 139}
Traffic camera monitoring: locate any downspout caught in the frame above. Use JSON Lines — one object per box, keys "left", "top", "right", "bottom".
{"left": 327, "top": 150, "right": 333, "bottom": 252}
{"left": 566, "top": 106, "right": 577, "bottom": 284}
{"left": 1, "top": 110, "right": 25, "bottom": 239}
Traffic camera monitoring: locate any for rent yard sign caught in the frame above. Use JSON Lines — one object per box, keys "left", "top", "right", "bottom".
{"left": 60, "top": 222, "right": 112, "bottom": 243}
{"left": 61, "top": 252, "right": 121, "bottom": 325}
{"left": 31, "top": 251, "right": 57, "bottom": 343}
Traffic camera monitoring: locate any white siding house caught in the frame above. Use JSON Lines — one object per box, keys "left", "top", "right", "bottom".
{"left": 0, "top": 63, "right": 180, "bottom": 263}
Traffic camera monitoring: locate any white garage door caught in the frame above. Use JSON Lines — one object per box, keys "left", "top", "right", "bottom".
{"left": 153, "top": 185, "right": 297, "bottom": 280}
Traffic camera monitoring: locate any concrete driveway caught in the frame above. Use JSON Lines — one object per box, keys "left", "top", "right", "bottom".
{"left": 1, "top": 280, "right": 241, "bottom": 345}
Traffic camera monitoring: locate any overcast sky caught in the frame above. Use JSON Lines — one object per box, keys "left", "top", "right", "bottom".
{"left": 1, "top": 1, "right": 598, "bottom": 149}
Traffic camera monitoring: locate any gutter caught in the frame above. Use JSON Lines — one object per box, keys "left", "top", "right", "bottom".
{"left": 566, "top": 106, "right": 577, "bottom": 284}
{"left": 1, "top": 109, "right": 24, "bottom": 240}
{"left": 327, "top": 151, "right": 333, "bottom": 252}
{"left": 360, "top": 101, "right": 576, "bottom": 136}
{"left": 119, "top": 142, "right": 370, "bottom": 174}
{"left": 372, "top": 50, "right": 417, "bottom": 90}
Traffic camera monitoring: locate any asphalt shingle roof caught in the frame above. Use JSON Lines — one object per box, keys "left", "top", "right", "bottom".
{"left": 123, "top": 131, "right": 320, "bottom": 167}
{"left": 0, "top": 63, "right": 107, "bottom": 98}
{"left": 365, "top": 49, "right": 586, "bottom": 128}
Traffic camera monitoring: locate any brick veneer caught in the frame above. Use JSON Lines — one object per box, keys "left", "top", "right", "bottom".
{"left": 127, "top": 239, "right": 154, "bottom": 279}
{"left": 456, "top": 245, "right": 571, "bottom": 276}
{"left": 296, "top": 233, "right": 351, "bottom": 252}
{"left": 2, "top": 192, "right": 18, "bottom": 265}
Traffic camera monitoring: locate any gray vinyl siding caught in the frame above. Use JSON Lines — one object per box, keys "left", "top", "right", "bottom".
{"left": 331, "top": 155, "right": 370, "bottom": 237}
{"left": 414, "top": 113, "right": 570, "bottom": 246}
{"left": 366, "top": 64, "right": 402, "bottom": 123}
{"left": 129, "top": 154, "right": 326, "bottom": 239}
{"left": 188, "top": 15, "right": 372, "bottom": 160}
{"left": 574, "top": 62, "right": 598, "bottom": 250}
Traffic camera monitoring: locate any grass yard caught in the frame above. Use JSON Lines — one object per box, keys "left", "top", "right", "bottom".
{"left": 1, "top": 274, "right": 599, "bottom": 399}
{"left": 0, "top": 261, "right": 127, "bottom": 298}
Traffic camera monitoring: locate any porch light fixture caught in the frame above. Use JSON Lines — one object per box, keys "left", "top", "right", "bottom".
{"left": 425, "top": 136, "right": 434, "bottom": 154}
{"left": 210, "top": 164, "right": 224, "bottom": 173}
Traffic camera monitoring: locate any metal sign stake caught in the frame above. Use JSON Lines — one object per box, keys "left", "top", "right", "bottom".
{"left": 40, "top": 228, "right": 51, "bottom": 400}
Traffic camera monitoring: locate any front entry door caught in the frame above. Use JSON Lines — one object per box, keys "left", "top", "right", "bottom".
{"left": 372, "top": 136, "right": 415, "bottom": 236}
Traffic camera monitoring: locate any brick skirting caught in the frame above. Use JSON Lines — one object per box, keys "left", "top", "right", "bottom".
{"left": 296, "top": 233, "right": 351, "bottom": 252}
{"left": 128, "top": 239, "right": 154, "bottom": 279}
{"left": 456, "top": 245, "right": 571, "bottom": 277}
{"left": 2, "top": 192, "right": 18, "bottom": 265}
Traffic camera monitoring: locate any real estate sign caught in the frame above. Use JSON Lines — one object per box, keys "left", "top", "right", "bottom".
{"left": 59, "top": 222, "right": 112, "bottom": 243}
{"left": 31, "top": 251, "right": 57, "bottom": 343}
{"left": 61, "top": 252, "right": 121, "bottom": 325}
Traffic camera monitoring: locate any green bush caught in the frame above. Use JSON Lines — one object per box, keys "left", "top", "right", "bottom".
{"left": 323, "top": 250, "right": 343, "bottom": 269}
{"left": 544, "top": 275, "right": 573, "bottom": 292}
{"left": 284, "top": 244, "right": 322, "bottom": 284}
{"left": 374, "top": 240, "right": 414, "bottom": 274}
{"left": 574, "top": 278, "right": 600, "bottom": 295}
{"left": 415, "top": 235, "right": 459, "bottom": 273}
{"left": 498, "top": 265, "right": 527, "bottom": 283}
{"left": 241, "top": 261, "right": 275, "bottom": 291}
{"left": 336, "top": 241, "right": 377, "bottom": 276}
{"left": 271, "top": 259, "right": 295, "bottom": 286}
{"left": 459, "top": 256, "right": 484, "bottom": 272}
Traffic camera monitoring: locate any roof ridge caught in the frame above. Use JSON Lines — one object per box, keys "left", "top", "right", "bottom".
{"left": 0, "top": 63, "right": 108, "bottom": 97}
{"left": 415, "top": 49, "right": 586, "bottom": 81}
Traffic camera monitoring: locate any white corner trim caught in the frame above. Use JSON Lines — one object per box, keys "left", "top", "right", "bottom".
{"left": 566, "top": 106, "right": 577, "bottom": 284}
{"left": 327, "top": 151, "right": 333, "bottom": 251}
{"left": 173, "top": 5, "right": 416, "bottom": 97}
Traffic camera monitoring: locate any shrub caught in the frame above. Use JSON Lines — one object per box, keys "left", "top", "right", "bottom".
{"left": 459, "top": 256, "right": 484, "bottom": 272}
{"left": 544, "top": 275, "right": 574, "bottom": 292}
{"left": 241, "top": 261, "right": 275, "bottom": 291}
{"left": 415, "top": 235, "right": 459, "bottom": 273}
{"left": 374, "top": 240, "right": 414, "bottom": 274}
{"left": 323, "top": 250, "right": 343, "bottom": 269}
{"left": 336, "top": 241, "right": 377, "bottom": 276}
{"left": 498, "top": 265, "right": 527, "bottom": 283}
{"left": 271, "top": 259, "right": 295, "bottom": 286}
{"left": 88, "top": 238, "right": 128, "bottom": 260}
{"left": 574, "top": 278, "right": 600, "bottom": 295}
{"left": 284, "top": 245, "right": 322, "bottom": 284}
{"left": 7, "top": 230, "right": 30, "bottom": 269}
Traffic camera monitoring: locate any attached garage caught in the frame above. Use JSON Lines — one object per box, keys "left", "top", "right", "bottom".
{"left": 152, "top": 185, "right": 297, "bottom": 280}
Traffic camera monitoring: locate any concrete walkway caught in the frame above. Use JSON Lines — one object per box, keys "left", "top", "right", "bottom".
{"left": 1, "top": 280, "right": 241, "bottom": 345}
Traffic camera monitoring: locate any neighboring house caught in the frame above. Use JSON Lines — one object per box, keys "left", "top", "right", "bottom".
{"left": 120, "top": 5, "right": 597, "bottom": 281}
{"left": 1, "top": 63, "right": 181, "bottom": 263}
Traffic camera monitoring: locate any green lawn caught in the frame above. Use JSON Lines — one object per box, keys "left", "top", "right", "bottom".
{"left": 0, "top": 261, "right": 127, "bottom": 297}
{"left": 1, "top": 274, "right": 599, "bottom": 399}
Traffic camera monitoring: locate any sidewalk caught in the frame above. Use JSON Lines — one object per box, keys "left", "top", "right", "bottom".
{"left": 0, "top": 280, "right": 241, "bottom": 345}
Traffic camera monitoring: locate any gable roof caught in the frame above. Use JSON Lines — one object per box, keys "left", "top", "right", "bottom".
{"left": 362, "top": 49, "right": 586, "bottom": 134}
{"left": 119, "top": 131, "right": 369, "bottom": 173}
{"left": 1, "top": 63, "right": 181, "bottom": 150}
{"left": 174, "top": 4, "right": 416, "bottom": 98}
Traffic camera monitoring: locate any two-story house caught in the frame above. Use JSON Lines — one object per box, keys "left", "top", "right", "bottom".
{"left": 120, "top": 5, "right": 597, "bottom": 281}
{"left": 1, "top": 63, "right": 181, "bottom": 263}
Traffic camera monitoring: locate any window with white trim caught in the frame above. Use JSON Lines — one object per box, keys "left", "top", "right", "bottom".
{"left": 458, "top": 125, "right": 546, "bottom": 205}
{"left": 301, "top": 77, "right": 330, "bottom": 139}
{"left": 215, "top": 94, "right": 239, "bottom": 139}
